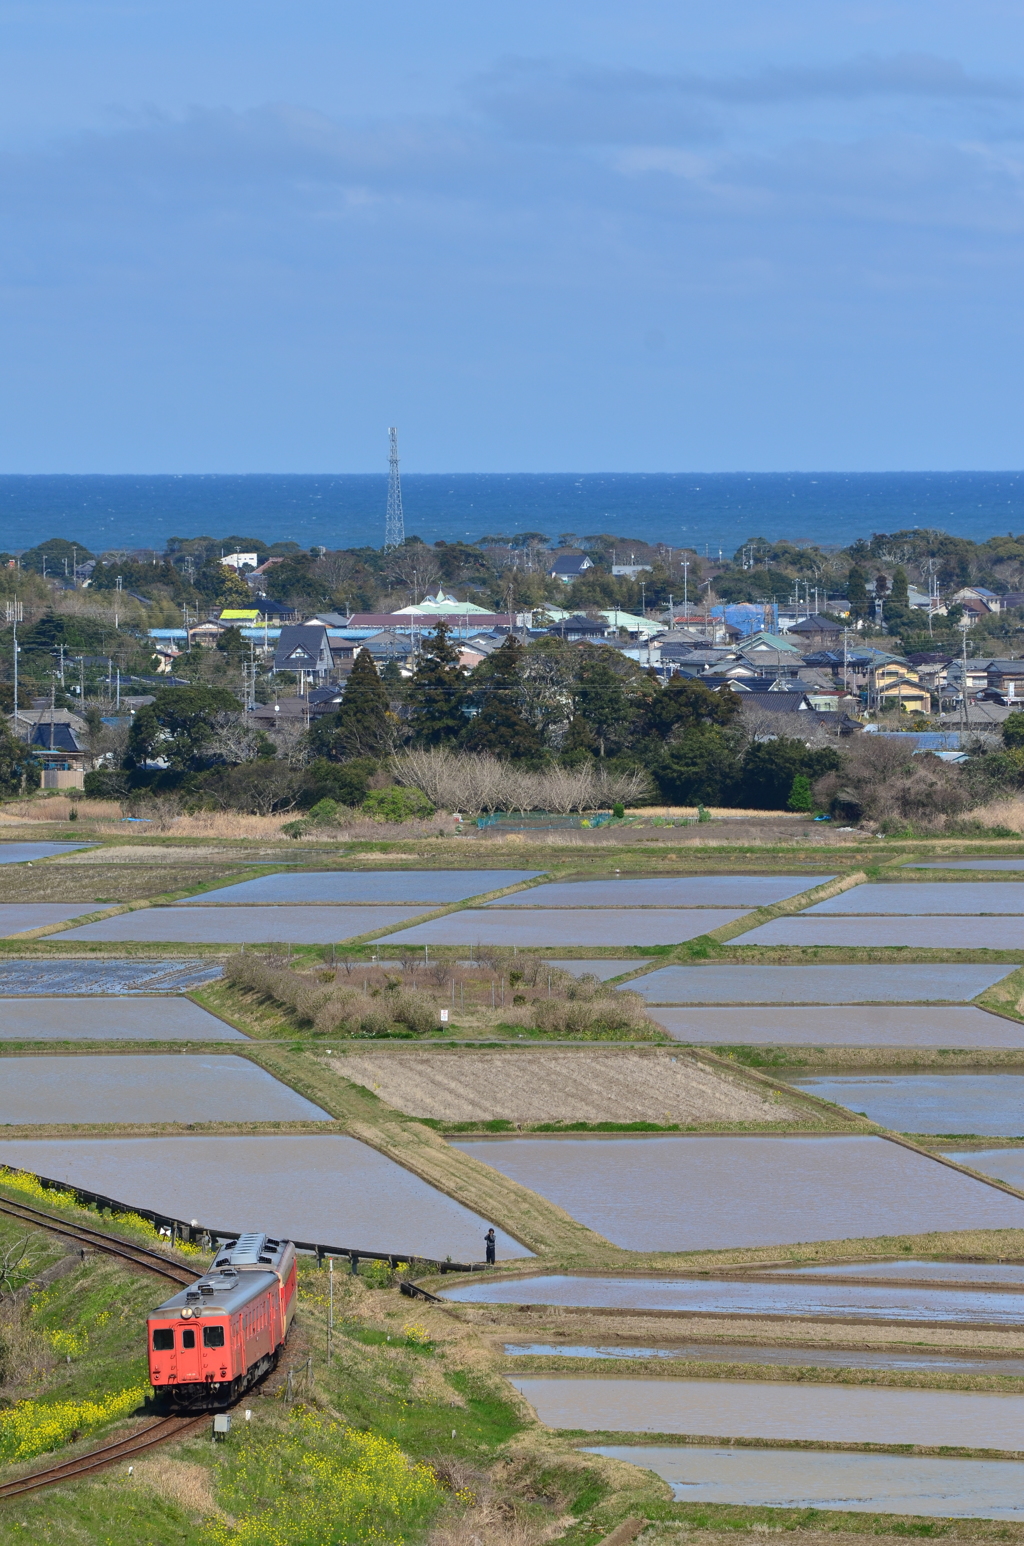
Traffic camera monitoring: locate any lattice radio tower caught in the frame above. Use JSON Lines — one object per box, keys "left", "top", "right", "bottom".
{"left": 384, "top": 426, "right": 405, "bottom": 550}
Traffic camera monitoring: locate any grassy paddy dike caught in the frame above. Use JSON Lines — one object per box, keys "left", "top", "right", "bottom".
{"left": 8, "top": 825, "right": 1024, "bottom": 1539}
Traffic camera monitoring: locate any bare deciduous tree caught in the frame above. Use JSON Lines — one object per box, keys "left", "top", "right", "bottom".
{"left": 207, "top": 712, "right": 265, "bottom": 765}
{"left": 391, "top": 748, "right": 649, "bottom": 813}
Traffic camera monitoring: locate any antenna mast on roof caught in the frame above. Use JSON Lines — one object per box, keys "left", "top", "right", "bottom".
{"left": 384, "top": 427, "right": 405, "bottom": 550}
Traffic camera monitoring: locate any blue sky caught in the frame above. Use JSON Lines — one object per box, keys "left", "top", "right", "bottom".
{"left": 1, "top": 0, "right": 1022, "bottom": 473}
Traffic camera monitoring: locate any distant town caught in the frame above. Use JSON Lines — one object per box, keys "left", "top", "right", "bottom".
{"left": 3, "top": 524, "right": 1024, "bottom": 830}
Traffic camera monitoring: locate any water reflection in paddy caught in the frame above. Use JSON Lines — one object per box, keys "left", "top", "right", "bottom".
{"left": 764, "top": 1260, "right": 1024, "bottom": 1286}
{"left": 57, "top": 906, "right": 428, "bottom": 943}
{"left": 788, "top": 1073, "right": 1024, "bottom": 1136}
{"left": 177, "top": 870, "right": 541, "bottom": 905}
{"left": 0, "top": 998, "right": 245, "bottom": 1040}
{"left": 451, "top": 1136, "right": 1024, "bottom": 1251}
{"left": 586, "top": 1446, "right": 1024, "bottom": 1518}
{"left": 443, "top": 1274, "right": 1024, "bottom": 1322}
{"left": 627, "top": 964, "right": 1011, "bottom": 1003}
{"left": 949, "top": 1149, "right": 1024, "bottom": 1189}
{"left": 0, "top": 1134, "right": 531, "bottom": 1261}
{"left": 513, "top": 1376, "right": 1024, "bottom": 1448}
{"left": 648, "top": 1006, "right": 1018, "bottom": 1047}
{"left": 506, "top": 1344, "right": 1024, "bottom": 1375}
{"left": 739, "top": 917, "right": 1024, "bottom": 948}
{"left": 0, "top": 1055, "right": 327, "bottom": 1123}
{"left": 382, "top": 909, "right": 748, "bottom": 947}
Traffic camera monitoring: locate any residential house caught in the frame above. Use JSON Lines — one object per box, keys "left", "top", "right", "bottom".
{"left": 873, "top": 661, "right": 931, "bottom": 714}
{"left": 985, "top": 660, "right": 1024, "bottom": 703}
{"left": 188, "top": 621, "right": 227, "bottom": 648}
{"left": 953, "top": 587, "right": 1001, "bottom": 617}
{"left": 544, "top": 614, "right": 615, "bottom": 642}
{"left": 786, "top": 614, "right": 843, "bottom": 647}
{"left": 547, "top": 554, "right": 594, "bottom": 583}
{"left": 273, "top": 625, "right": 334, "bottom": 684}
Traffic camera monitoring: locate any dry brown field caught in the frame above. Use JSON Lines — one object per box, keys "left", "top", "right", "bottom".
{"left": 332, "top": 1048, "right": 805, "bottom": 1126}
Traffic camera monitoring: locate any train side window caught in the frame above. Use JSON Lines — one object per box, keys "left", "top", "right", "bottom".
{"left": 181, "top": 1329, "right": 196, "bottom": 1349}
{"left": 152, "top": 1328, "right": 174, "bottom": 1350}
{"left": 203, "top": 1326, "right": 225, "bottom": 1348}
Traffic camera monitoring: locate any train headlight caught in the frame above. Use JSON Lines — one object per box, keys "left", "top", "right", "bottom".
{"left": 181, "top": 1307, "right": 193, "bottom": 1319}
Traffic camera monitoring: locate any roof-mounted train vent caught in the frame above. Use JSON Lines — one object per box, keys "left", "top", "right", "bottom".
{"left": 223, "top": 1233, "right": 268, "bottom": 1267}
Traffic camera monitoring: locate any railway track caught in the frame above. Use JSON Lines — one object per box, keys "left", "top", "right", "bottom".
{"left": 0, "top": 1416, "right": 209, "bottom": 1501}
{"left": 0, "top": 1194, "right": 194, "bottom": 1285}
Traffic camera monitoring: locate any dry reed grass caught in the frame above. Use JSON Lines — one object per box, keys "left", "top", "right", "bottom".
{"left": 132, "top": 1455, "right": 229, "bottom": 1520}
{"left": 0, "top": 797, "right": 120, "bottom": 823}
{"left": 966, "top": 796, "right": 1024, "bottom": 834}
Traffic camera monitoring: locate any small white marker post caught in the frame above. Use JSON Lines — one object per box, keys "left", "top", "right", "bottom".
{"left": 328, "top": 1256, "right": 334, "bottom": 1365}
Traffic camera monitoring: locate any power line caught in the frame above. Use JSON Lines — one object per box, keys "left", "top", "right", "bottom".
{"left": 384, "top": 427, "right": 405, "bottom": 551}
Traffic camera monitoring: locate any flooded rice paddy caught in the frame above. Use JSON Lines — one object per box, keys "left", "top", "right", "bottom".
{"left": 512, "top": 1375, "right": 1024, "bottom": 1448}
{"left": 177, "top": 870, "right": 541, "bottom": 905}
{"left": 0, "top": 1054, "right": 329, "bottom": 1123}
{"left": 737, "top": 917, "right": 1024, "bottom": 948}
{"left": 450, "top": 1135, "right": 1024, "bottom": 1250}
{"left": 0, "top": 842, "right": 94, "bottom": 863}
{"left": 505, "top": 1343, "right": 1024, "bottom": 1375}
{"left": 443, "top": 1273, "right": 1024, "bottom": 1322}
{"left": 787, "top": 1074, "right": 1024, "bottom": 1134}
{"left": 807, "top": 883, "right": 1024, "bottom": 914}
{"left": 56, "top": 905, "right": 427, "bottom": 943}
{"left": 544, "top": 961, "right": 651, "bottom": 980}
{"left": 585, "top": 1445, "right": 1024, "bottom": 1518}
{"left": 0, "top": 904, "right": 100, "bottom": 935}
{"left": 912, "top": 860, "right": 1024, "bottom": 871}
{"left": 648, "top": 1006, "right": 1019, "bottom": 1045}
{"left": 0, "top": 998, "right": 244, "bottom": 1040}
{"left": 485, "top": 877, "right": 832, "bottom": 908}
{"left": 0, "top": 1134, "right": 532, "bottom": 1260}
{"left": 381, "top": 910, "right": 749, "bottom": 947}
{"left": 764, "top": 1259, "right": 1024, "bottom": 1285}
{"left": 948, "top": 1149, "right": 1024, "bottom": 1188}
{"left": 0, "top": 960, "right": 223, "bottom": 994}
{"left": 626, "top": 964, "right": 1010, "bottom": 1003}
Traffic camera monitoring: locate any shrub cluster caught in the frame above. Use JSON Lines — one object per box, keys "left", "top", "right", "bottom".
{"left": 223, "top": 952, "right": 658, "bottom": 1041}
{"left": 224, "top": 954, "right": 439, "bottom": 1038}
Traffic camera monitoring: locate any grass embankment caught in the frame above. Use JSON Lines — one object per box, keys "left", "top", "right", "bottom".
{"left": 0, "top": 1207, "right": 173, "bottom": 1471}
{"left": 15, "top": 1251, "right": 1024, "bottom": 1546}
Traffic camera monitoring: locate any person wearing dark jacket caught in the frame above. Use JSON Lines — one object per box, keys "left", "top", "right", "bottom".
{"left": 484, "top": 1228, "right": 496, "bottom": 1265}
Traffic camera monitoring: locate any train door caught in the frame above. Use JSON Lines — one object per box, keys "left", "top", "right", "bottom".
{"left": 178, "top": 1322, "right": 202, "bottom": 1383}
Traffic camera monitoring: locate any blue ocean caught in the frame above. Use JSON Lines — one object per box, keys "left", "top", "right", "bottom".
{"left": 1, "top": 472, "right": 1023, "bottom": 555}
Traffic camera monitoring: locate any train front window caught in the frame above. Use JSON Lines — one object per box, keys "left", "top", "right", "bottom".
{"left": 152, "top": 1329, "right": 174, "bottom": 1350}
{"left": 181, "top": 1329, "right": 196, "bottom": 1349}
{"left": 203, "top": 1326, "right": 225, "bottom": 1348}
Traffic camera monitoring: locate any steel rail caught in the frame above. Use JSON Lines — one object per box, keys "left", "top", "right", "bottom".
{"left": 0, "top": 1416, "right": 209, "bottom": 1500}
{"left": 0, "top": 1195, "right": 194, "bottom": 1285}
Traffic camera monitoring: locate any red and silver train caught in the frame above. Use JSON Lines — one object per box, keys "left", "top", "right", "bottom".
{"left": 148, "top": 1232, "right": 297, "bottom": 1407}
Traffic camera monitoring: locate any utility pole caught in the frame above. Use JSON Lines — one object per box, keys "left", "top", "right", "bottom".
{"left": 384, "top": 427, "right": 405, "bottom": 550}
{"left": 11, "top": 620, "right": 18, "bottom": 722}
{"left": 682, "top": 561, "right": 690, "bottom": 619}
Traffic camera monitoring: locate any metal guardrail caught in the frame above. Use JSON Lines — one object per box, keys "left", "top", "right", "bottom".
{"left": 8, "top": 1170, "right": 484, "bottom": 1276}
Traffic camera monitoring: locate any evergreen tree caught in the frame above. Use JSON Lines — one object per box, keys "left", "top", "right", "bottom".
{"left": 462, "top": 636, "right": 545, "bottom": 763}
{"left": 884, "top": 565, "right": 913, "bottom": 635}
{"left": 575, "top": 650, "right": 632, "bottom": 757}
{"left": 559, "top": 713, "right": 596, "bottom": 767}
{"left": 787, "top": 773, "right": 814, "bottom": 812}
{"left": 408, "top": 622, "right": 467, "bottom": 746}
{"left": 846, "top": 566, "right": 869, "bottom": 621}
{"left": 0, "top": 720, "right": 38, "bottom": 795}
{"left": 332, "top": 649, "right": 397, "bottom": 757}
{"left": 216, "top": 566, "right": 255, "bottom": 606}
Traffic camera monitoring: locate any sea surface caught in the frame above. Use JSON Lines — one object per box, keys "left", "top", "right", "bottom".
{"left": 2, "top": 472, "right": 1024, "bottom": 555}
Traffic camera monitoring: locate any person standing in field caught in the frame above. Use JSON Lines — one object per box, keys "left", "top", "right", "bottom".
{"left": 484, "top": 1228, "right": 496, "bottom": 1265}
